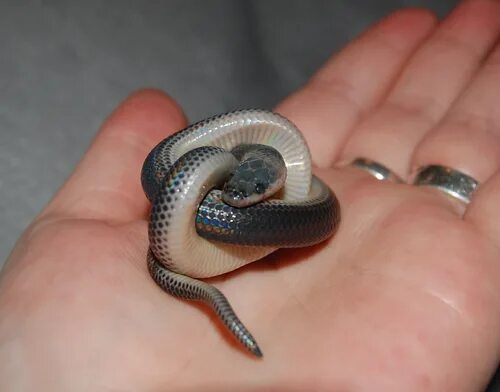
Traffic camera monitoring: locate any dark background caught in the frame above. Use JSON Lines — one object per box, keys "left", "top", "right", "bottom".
{"left": 2, "top": 1, "right": 499, "bottom": 390}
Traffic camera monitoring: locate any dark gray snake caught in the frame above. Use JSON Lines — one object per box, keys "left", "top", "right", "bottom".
{"left": 141, "top": 110, "right": 340, "bottom": 357}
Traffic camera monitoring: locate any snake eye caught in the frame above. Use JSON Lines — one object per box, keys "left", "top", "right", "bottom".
{"left": 254, "top": 183, "right": 266, "bottom": 194}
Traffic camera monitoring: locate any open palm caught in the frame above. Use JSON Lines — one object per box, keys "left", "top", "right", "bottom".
{"left": 2, "top": 2, "right": 500, "bottom": 391}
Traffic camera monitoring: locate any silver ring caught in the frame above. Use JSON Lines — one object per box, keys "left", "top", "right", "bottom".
{"left": 350, "top": 158, "right": 403, "bottom": 182}
{"left": 413, "top": 165, "right": 479, "bottom": 204}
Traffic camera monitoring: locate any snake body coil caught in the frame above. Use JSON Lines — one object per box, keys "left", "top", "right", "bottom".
{"left": 142, "top": 110, "right": 340, "bottom": 356}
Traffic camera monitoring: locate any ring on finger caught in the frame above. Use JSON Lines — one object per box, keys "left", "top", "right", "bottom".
{"left": 350, "top": 158, "right": 403, "bottom": 183}
{"left": 413, "top": 165, "right": 479, "bottom": 204}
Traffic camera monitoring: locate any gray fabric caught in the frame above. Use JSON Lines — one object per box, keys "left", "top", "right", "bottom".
{"left": 2, "top": 1, "right": 499, "bottom": 389}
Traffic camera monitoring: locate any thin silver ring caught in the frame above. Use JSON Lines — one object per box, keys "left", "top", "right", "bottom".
{"left": 351, "top": 158, "right": 403, "bottom": 182}
{"left": 413, "top": 165, "right": 479, "bottom": 204}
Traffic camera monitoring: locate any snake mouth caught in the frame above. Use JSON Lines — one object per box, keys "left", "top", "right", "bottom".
{"left": 221, "top": 187, "right": 256, "bottom": 208}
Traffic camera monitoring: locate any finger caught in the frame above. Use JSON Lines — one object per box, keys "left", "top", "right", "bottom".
{"left": 410, "top": 41, "right": 500, "bottom": 184}
{"left": 340, "top": 0, "right": 500, "bottom": 177}
{"left": 42, "top": 89, "right": 187, "bottom": 222}
{"left": 275, "top": 8, "right": 437, "bottom": 167}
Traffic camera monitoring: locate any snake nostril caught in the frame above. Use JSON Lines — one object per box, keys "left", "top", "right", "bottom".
{"left": 230, "top": 190, "right": 242, "bottom": 200}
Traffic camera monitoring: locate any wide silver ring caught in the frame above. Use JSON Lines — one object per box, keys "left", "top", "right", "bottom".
{"left": 350, "top": 158, "right": 403, "bottom": 182}
{"left": 413, "top": 165, "right": 479, "bottom": 204}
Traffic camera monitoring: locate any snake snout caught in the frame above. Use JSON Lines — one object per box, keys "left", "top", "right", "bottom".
{"left": 222, "top": 182, "right": 257, "bottom": 208}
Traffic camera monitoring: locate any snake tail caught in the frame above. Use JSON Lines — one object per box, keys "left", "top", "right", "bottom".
{"left": 147, "top": 250, "right": 263, "bottom": 357}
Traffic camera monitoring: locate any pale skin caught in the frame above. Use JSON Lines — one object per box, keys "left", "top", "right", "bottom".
{"left": 2, "top": 1, "right": 500, "bottom": 390}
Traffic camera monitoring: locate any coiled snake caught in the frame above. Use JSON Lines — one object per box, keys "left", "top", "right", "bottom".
{"left": 141, "top": 110, "right": 340, "bottom": 357}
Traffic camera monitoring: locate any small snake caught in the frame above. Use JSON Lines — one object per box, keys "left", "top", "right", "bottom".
{"left": 141, "top": 110, "right": 340, "bottom": 357}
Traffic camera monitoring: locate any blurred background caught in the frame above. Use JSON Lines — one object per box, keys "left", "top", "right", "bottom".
{"left": 3, "top": 0, "right": 499, "bottom": 389}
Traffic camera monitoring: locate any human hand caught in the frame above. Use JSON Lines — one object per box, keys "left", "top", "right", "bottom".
{"left": 2, "top": 1, "right": 500, "bottom": 390}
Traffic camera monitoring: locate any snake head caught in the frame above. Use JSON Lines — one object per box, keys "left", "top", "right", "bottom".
{"left": 222, "top": 154, "right": 286, "bottom": 208}
{"left": 222, "top": 178, "right": 270, "bottom": 208}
